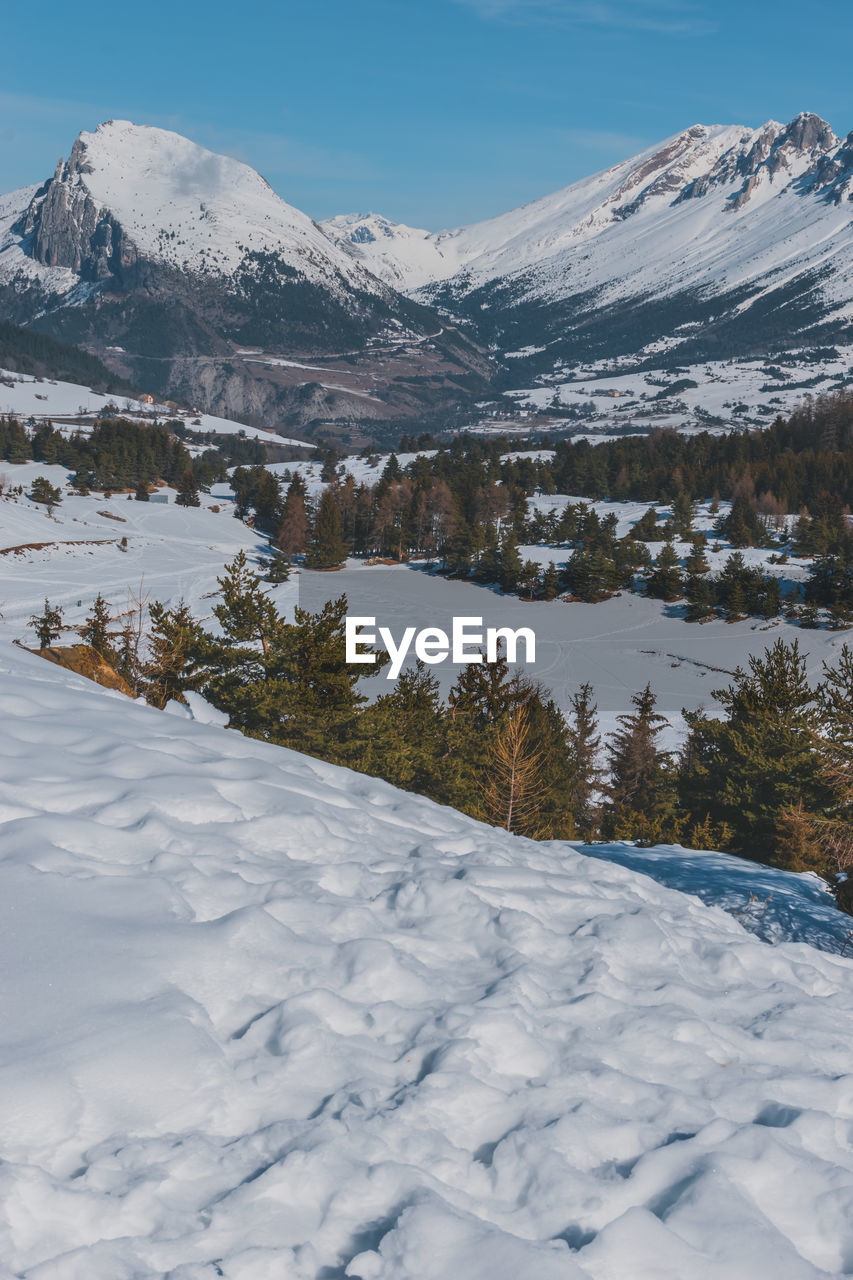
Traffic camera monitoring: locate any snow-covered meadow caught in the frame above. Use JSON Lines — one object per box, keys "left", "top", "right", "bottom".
{"left": 0, "top": 462, "right": 846, "bottom": 746}
{"left": 2, "top": 642, "right": 853, "bottom": 1278}
{"left": 504, "top": 347, "right": 853, "bottom": 436}
{"left": 0, "top": 368, "right": 312, "bottom": 447}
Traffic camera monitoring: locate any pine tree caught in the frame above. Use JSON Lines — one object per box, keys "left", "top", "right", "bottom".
{"left": 671, "top": 491, "right": 695, "bottom": 539}
{"left": 540, "top": 562, "right": 561, "bottom": 601}
{"left": 646, "top": 543, "right": 683, "bottom": 601}
{"left": 29, "top": 598, "right": 63, "bottom": 649}
{"left": 566, "top": 682, "right": 603, "bottom": 838}
{"left": 679, "top": 639, "right": 827, "bottom": 864}
{"left": 382, "top": 452, "right": 402, "bottom": 482}
{"left": 82, "top": 594, "right": 113, "bottom": 659}
{"left": 483, "top": 703, "right": 547, "bottom": 836}
{"left": 260, "top": 594, "right": 380, "bottom": 766}
{"left": 306, "top": 489, "right": 348, "bottom": 569}
{"left": 444, "top": 519, "right": 476, "bottom": 578}
{"left": 145, "top": 601, "right": 211, "bottom": 708}
{"left": 685, "top": 569, "right": 716, "bottom": 622}
{"left": 176, "top": 470, "right": 200, "bottom": 507}
{"left": 361, "top": 661, "right": 445, "bottom": 794}
{"left": 632, "top": 507, "right": 660, "bottom": 541}
{"left": 276, "top": 476, "right": 309, "bottom": 560}
{"left": 261, "top": 548, "right": 291, "bottom": 583}
{"left": 685, "top": 536, "right": 710, "bottom": 577}
{"left": 135, "top": 481, "right": 150, "bottom": 501}
{"left": 605, "top": 684, "right": 675, "bottom": 842}
{"left": 213, "top": 551, "right": 282, "bottom": 653}
{"left": 499, "top": 532, "right": 523, "bottom": 593}
{"left": 473, "top": 525, "right": 501, "bottom": 583}
{"left": 29, "top": 476, "right": 62, "bottom": 513}
{"left": 773, "top": 802, "right": 824, "bottom": 873}
{"left": 518, "top": 559, "right": 541, "bottom": 600}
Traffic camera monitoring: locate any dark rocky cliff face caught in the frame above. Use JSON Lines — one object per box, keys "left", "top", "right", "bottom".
{"left": 17, "top": 141, "right": 140, "bottom": 286}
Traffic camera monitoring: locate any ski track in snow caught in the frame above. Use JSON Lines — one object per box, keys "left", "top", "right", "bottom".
{"left": 1, "top": 645, "right": 853, "bottom": 1278}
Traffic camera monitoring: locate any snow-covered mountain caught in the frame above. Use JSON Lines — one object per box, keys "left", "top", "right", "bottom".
{"left": 0, "top": 122, "right": 489, "bottom": 434}
{"left": 325, "top": 113, "right": 853, "bottom": 376}
{"left": 3, "top": 637, "right": 853, "bottom": 1277}
{"left": 6, "top": 121, "right": 393, "bottom": 298}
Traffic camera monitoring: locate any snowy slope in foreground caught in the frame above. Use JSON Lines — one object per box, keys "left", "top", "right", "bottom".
{"left": 2, "top": 650, "right": 853, "bottom": 1277}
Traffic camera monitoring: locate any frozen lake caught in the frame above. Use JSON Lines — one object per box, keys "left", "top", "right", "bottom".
{"left": 295, "top": 563, "right": 846, "bottom": 741}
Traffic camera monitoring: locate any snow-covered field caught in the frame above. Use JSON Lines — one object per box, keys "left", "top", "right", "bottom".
{"left": 1, "top": 464, "right": 843, "bottom": 745}
{"left": 0, "top": 464, "right": 280, "bottom": 636}
{"left": 505, "top": 348, "right": 853, "bottom": 435}
{"left": 2, "top": 640, "right": 853, "bottom": 1277}
{"left": 0, "top": 369, "right": 312, "bottom": 447}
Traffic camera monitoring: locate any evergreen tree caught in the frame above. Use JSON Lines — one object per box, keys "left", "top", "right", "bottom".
{"left": 473, "top": 525, "right": 501, "bottom": 584}
{"left": 362, "top": 661, "right": 445, "bottom": 794}
{"left": 135, "top": 481, "right": 150, "bottom": 501}
{"left": 29, "top": 598, "right": 63, "bottom": 649}
{"left": 499, "top": 531, "right": 523, "bottom": 593}
{"left": 684, "top": 571, "right": 716, "bottom": 622}
{"left": 566, "top": 682, "right": 603, "bottom": 838}
{"left": 605, "top": 684, "right": 675, "bottom": 843}
{"left": 679, "top": 640, "right": 827, "bottom": 864}
{"left": 483, "top": 704, "right": 546, "bottom": 835}
{"left": 213, "top": 551, "right": 282, "bottom": 654}
{"left": 29, "top": 476, "right": 62, "bottom": 513}
{"left": 646, "top": 543, "right": 683, "bottom": 601}
{"left": 306, "top": 489, "right": 348, "bottom": 569}
{"left": 260, "top": 595, "right": 381, "bottom": 765}
{"left": 518, "top": 559, "right": 541, "bottom": 600}
{"left": 382, "top": 452, "right": 403, "bottom": 482}
{"left": 540, "top": 562, "right": 561, "bottom": 601}
{"left": 444, "top": 519, "right": 476, "bottom": 578}
{"left": 82, "top": 594, "right": 113, "bottom": 659}
{"left": 145, "top": 601, "right": 211, "bottom": 708}
{"left": 176, "top": 470, "right": 200, "bottom": 507}
{"left": 671, "top": 491, "right": 695, "bottom": 539}
{"left": 685, "top": 536, "right": 710, "bottom": 577}
{"left": 276, "top": 476, "right": 309, "bottom": 560}
{"left": 632, "top": 507, "right": 661, "bottom": 541}
{"left": 261, "top": 548, "right": 292, "bottom": 583}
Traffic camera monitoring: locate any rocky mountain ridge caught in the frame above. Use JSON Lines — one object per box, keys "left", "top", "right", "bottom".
{"left": 324, "top": 113, "right": 853, "bottom": 379}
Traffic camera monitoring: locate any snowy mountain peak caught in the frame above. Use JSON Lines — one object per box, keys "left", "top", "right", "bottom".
{"left": 322, "top": 111, "right": 853, "bottom": 370}
{"left": 11, "top": 119, "right": 388, "bottom": 296}
{"left": 325, "top": 112, "right": 850, "bottom": 297}
{"left": 322, "top": 211, "right": 447, "bottom": 289}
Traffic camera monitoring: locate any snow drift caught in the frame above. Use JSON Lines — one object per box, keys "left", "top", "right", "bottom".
{"left": 1, "top": 645, "right": 853, "bottom": 1278}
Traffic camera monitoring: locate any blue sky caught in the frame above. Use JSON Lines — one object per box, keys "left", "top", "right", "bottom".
{"left": 1, "top": 0, "right": 849, "bottom": 228}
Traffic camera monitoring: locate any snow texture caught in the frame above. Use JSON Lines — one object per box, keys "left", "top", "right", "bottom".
{"left": 1, "top": 641, "right": 853, "bottom": 1277}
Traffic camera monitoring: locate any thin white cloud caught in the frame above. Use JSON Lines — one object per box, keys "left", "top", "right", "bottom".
{"left": 179, "top": 123, "right": 382, "bottom": 185}
{"left": 454, "top": 0, "right": 715, "bottom": 34}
